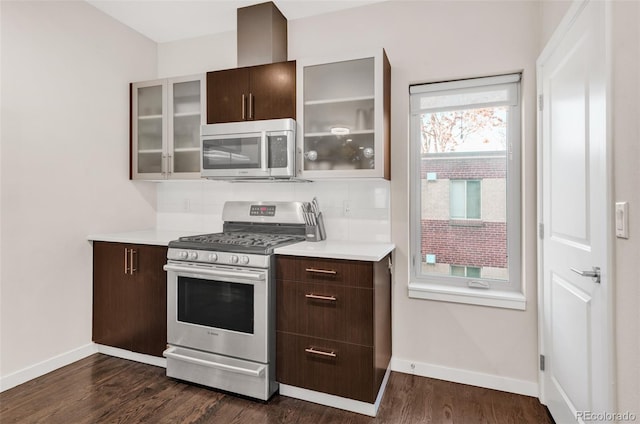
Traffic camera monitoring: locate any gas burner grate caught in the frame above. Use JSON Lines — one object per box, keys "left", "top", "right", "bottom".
{"left": 171, "top": 232, "right": 305, "bottom": 254}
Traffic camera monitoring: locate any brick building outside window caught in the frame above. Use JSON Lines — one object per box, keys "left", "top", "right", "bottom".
{"left": 420, "top": 151, "right": 507, "bottom": 280}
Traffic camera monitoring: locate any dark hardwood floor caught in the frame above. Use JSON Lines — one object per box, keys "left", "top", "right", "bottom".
{"left": 0, "top": 354, "right": 553, "bottom": 423}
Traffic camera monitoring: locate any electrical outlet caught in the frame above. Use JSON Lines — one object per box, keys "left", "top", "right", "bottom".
{"left": 343, "top": 200, "right": 351, "bottom": 216}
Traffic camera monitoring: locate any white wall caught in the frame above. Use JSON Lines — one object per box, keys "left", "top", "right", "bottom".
{"left": 158, "top": 0, "right": 541, "bottom": 393}
{"left": 0, "top": 1, "right": 158, "bottom": 382}
{"left": 610, "top": 1, "right": 640, "bottom": 416}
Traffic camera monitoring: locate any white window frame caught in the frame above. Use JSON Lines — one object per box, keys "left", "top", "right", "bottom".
{"left": 408, "top": 74, "right": 525, "bottom": 310}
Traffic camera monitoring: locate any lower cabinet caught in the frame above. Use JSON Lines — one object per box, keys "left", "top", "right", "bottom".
{"left": 92, "top": 241, "right": 168, "bottom": 357}
{"left": 275, "top": 255, "right": 391, "bottom": 403}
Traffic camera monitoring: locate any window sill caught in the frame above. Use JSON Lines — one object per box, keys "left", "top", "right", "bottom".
{"left": 408, "top": 281, "right": 526, "bottom": 310}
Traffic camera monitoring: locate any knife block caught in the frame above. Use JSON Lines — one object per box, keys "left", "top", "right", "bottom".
{"left": 305, "top": 212, "right": 326, "bottom": 242}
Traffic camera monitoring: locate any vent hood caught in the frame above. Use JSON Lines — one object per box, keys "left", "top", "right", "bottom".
{"left": 237, "top": 1, "right": 288, "bottom": 67}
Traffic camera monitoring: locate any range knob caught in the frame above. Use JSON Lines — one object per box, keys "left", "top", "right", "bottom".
{"left": 178, "top": 251, "right": 188, "bottom": 259}
{"left": 240, "top": 256, "right": 250, "bottom": 265}
{"left": 208, "top": 253, "right": 218, "bottom": 262}
{"left": 188, "top": 251, "right": 198, "bottom": 260}
{"left": 230, "top": 255, "right": 239, "bottom": 264}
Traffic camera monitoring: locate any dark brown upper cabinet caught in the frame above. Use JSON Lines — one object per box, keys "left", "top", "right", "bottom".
{"left": 206, "top": 60, "right": 296, "bottom": 124}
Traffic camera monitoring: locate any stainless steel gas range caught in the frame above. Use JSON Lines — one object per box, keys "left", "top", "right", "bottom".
{"left": 162, "top": 201, "right": 307, "bottom": 400}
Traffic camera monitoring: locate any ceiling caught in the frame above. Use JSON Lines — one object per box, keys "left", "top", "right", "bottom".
{"left": 87, "top": 0, "right": 386, "bottom": 43}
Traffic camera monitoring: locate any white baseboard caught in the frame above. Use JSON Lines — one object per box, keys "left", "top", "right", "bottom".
{"left": 279, "top": 366, "right": 392, "bottom": 417}
{"left": 0, "top": 343, "right": 98, "bottom": 393}
{"left": 95, "top": 345, "right": 166, "bottom": 368}
{"left": 390, "top": 357, "right": 539, "bottom": 397}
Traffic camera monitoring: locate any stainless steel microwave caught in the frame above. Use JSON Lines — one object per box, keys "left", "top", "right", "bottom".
{"left": 201, "top": 118, "right": 296, "bottom": 179}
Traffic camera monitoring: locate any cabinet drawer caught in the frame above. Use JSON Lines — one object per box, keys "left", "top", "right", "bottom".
{"left": 277, "top": 279, "right": 373, "bottom": 345}
{"left": 276, "top": 332, "right": 375, "bottom": 403}
{"left": 276, "top": 256, "right": 372, "bottom": 288}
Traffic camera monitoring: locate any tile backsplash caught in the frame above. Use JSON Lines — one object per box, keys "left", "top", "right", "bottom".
{"left": 157, "top": 180, "right": 391, "bottom": 242}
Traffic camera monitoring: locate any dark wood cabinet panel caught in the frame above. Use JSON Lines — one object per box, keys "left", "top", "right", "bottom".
{"left": 276, "top": 332, "right": 375, "bottom": 403}
{"left": 276, "top": 254, "right": 391, "bottom": 403}
{"left": 276, "top": 279, "right": 373, "bottom": 346}
{"left": 93, "top": 242, "right": 137, "bottom": 350}
{"left": 249, "top": 61, "right": 296, "bottom": 121}
{"left": 206, "top": 61, "right": 295, "bottom": 124}
{"left": 276, "top": 255, "right": 373, "bottom": 287}
{"left": 93, "top": 242, "right": 168, "bottom": 357}
{"left": 206, "top": 67, "right": 250, "bottom": 124}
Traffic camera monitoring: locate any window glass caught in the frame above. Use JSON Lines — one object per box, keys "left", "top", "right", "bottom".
{"left": 467, "top": 180, "right": 481, "bottom": 219}
{"left": 467, "top": 267, "right": 481, "bottom": 278}
{"left": 450, "top": 180, "right": 466, "bottom": 219}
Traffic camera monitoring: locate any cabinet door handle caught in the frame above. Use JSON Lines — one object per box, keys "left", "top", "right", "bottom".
{"left": 241, "top": 94, "right": 246, "bottom": 120}
{"left": 305, "top": 293, "right": 337, "bottom": 302}
{"left": 124, "top": 248, "right": 129, "bottom": 274}
{"left": 248, "top": 93, "right": 253, "bottom": 120}
{"left": 129, "top": 249, "right": 136, "bottom": 275}
{"left": 161, "top": 154, "right": 167, "bottom": 176}
{"left": 305, "top": 268, "right": 337, "bottom": 275}
{"left": 305, "top": 347, "right": 337, "bottom": 358}
{"left": 167, "top": 155, "right": 172, "bottom": 176}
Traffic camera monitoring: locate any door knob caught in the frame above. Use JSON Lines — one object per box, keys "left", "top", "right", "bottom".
{"left": 570, "top": 266, "right": 601, "bottom": 284}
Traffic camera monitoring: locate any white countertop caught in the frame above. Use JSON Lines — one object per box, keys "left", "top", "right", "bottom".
{"left": 88, "top": 231, "right": 395, "bottom": 261}
{"left": 274, "top": 240, "right": 395, "bottom": 262}
{"left": 87, "top": 229, "right": 202, "bottom": 246}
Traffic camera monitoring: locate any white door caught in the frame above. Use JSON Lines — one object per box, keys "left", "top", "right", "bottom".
{"left": 537, "top": 1, "right": 613, "bottom": 423}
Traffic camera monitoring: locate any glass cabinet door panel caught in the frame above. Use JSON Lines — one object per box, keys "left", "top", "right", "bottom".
{"left": 138, "top": 85, "right": 163, "bottom": 117}
{"left": 138, "top": 152, "right": 163, "bottom": 174}
{"left": 302, "top": 57, "right": 376, "bottom": 173}
{"left": 173, "top": 151, "right": 200, "bottom": 174}
{"left": 304, "top": 58, "right": 374, "bottom": 102}
{"left": 173, "top": 80, "right": 201, "bottom": 115}
{"left": 304, "top": 98, "right": 375, "bottom": 135}
{"left": 171, "top": 80, "right": 202, "bottom": 174}
{"left": 137, "top": 118, "right": 163, "bottom": 151}
{"left": 136, "top": 84, "right": 164, "bottom": 176}
{"left": 303, "top": 133, "right": 375, "bottom": 171}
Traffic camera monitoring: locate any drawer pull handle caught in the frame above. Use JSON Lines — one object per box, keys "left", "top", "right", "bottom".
{"left": 305, "top": 347, "right": 337, "bottom": 358}
{"left": 305, "top": 293, "right": 337, "bottom": 302}
{"left": 305, "top": 268, "right": 337, "bottom": 275}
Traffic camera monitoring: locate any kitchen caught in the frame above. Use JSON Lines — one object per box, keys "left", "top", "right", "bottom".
{"left": 1, "top": 1, "right": 638, "bottom": 423}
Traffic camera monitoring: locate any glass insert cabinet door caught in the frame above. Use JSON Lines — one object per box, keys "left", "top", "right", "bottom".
{"left": 135, "top": 82, "right": 165, "bottom": 176}
{"left": 169, "top": 78, "right": 204, "bottom": 177}
{"left": 297, "top": 50, "right": 390, "bottom": 179}
{"left": 132, "top": 74, "right": 205, "bottom": 180}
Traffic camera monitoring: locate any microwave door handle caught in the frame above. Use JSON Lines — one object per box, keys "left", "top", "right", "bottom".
{"left": 261, "top": 132, "right": 269, "bottom": 172}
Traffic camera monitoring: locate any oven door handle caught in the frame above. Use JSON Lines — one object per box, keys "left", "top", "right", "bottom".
{"left": 163, "top": 264, "right": 266, "bottom": 281}
{"left": 163, "top": 347, "right": 265, "bottom": 377}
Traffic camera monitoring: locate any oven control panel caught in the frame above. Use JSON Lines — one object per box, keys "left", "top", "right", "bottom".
{"left": 167, "top": 248, "right": 270, "bottom": 269}
{"left": 250, "top": 204, "right": 276, "bottom": 217}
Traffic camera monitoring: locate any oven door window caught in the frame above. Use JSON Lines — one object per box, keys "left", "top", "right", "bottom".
{"left": 202, "top": 134, "right": 262, "bottom": 170}
{"left": 177, "top": 276, "right": 254, "bottom": 334}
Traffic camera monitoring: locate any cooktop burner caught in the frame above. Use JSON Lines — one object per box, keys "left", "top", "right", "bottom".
{"left": 168, "top": 231, "right": 305, "bottom": 255}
